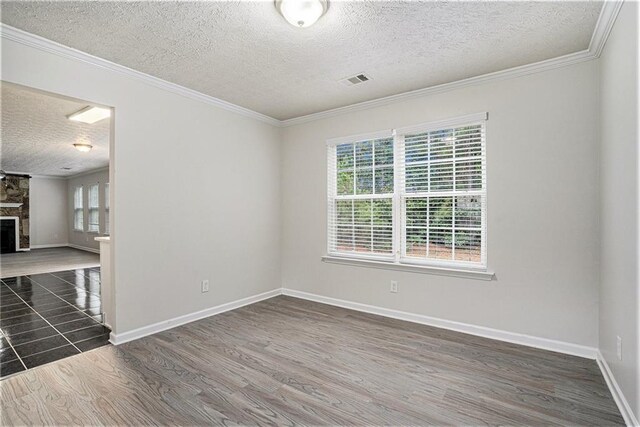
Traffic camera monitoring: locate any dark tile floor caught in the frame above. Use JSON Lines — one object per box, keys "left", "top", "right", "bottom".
{"left": 0, "top": 267, "right": 111, "bottom": 379}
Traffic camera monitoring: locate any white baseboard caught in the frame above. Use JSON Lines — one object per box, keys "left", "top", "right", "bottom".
{"left": 110, "top": 288, "right": 281, "bottom": 345}
{"left": 281, "top": 288, "right": 598, "bottom": 359}
{"left": 30, "top": 243, "right": 69, "bottom": 249}
{"left": 67, "top": 244, "right": 100, "bottom": 254}
{"left": 597, "top": 352, "right": 639, "bottom": 426}
{"left": 107, "top": 286, "right": 636, "bottom": 424}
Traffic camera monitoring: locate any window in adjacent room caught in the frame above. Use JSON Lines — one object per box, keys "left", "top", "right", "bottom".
{"left": 73, "top": 185, "right": 84, "bottom": 231}
{"left": 326, "top": 113, "right": 487, "bottom": 270}
{"left": 104, "top": 182, "right": 110, "bottom": 235}
{"left": 88, "top": 183, "right": 99, "bottom": 232}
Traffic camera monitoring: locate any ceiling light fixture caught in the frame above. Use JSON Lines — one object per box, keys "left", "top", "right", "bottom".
{"left": 275, "top": 0, "right": 328, "bottom": 28}
{"left": 67, "top": 106, "right": 111, "bottom": 124}
{"left": 73, "top": 143, "right": 93, "bottom": 152}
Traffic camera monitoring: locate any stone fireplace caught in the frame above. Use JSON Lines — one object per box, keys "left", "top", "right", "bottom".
{"left": 0, "top": 174, "right": 30, "bottom": 250}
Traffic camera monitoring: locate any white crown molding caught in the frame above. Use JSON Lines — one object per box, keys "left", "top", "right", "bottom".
{"left": 589, "top": 0, "right": 625, "bottom": 58}
{"left": 280, "top": 0, "right": 624, "bottom": 127}
{"left": 596, "top": 352, "right": 640, "bottom": 426}
{"left": 0, "top": 24, "right": 281, "bottom": 127}
{"left": 2, "top": 169, "right": 103, "bottom": 179}
{"left": 29, "top": 174, "right": 68, "bottom": 180}
{"left": 281, "top": 50, "right": 594, "bottom": 127}
{"left": 0, "top": 1, "right": 623, "bottom": 128}
{"left": 66, "top": 166, "right": 109, "bottom": 180}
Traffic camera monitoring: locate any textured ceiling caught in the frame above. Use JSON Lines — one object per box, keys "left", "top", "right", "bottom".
{"left": 1, "top": 1, "right": 602, "bottom": 120}
{"left": 0, "top": 83, "right": 110, "bottom": 177}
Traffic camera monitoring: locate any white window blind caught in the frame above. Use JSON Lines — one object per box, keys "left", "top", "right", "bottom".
{"left": 74, "top": 186, "right": 84, "bottom": 231}
{"left": 104, "top": 182, "right": 110, "bottom": 235}
{"left": 327, "top": 132, "right": 395, "bottom": 259}
{"left": 327, "top": 113, "right": 487, "bottom": 269}
{"left": 88, "top": 184, "right": 99, "bottom": 232}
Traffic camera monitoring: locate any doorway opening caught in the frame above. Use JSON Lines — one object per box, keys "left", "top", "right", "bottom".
{"left": 0, "top": 82, "right": 114, "bottom": 379}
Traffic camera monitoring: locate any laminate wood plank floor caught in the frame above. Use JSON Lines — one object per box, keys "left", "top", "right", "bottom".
{"left": 0, "top": 248, "right": 100, "bottom": 278}
{"left": 0, "top": 296, "right": 624, "bottom": 426}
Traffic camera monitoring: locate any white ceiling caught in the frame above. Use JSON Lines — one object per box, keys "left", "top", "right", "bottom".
{"left": 0, "top": 83, "right": 110, "bottom": 177}
{"left": 0, "top": 1, "right": 602, "bottom": 121}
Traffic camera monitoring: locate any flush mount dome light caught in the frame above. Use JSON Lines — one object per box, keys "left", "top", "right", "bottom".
{"left": 276, "top": 0, "right": 328, "bottom": 28}
{"left": 67, "top": 106, "right": 111, "bottom": 124}
{"left": 73, "top": 143, "right": 93, "bottom": 152}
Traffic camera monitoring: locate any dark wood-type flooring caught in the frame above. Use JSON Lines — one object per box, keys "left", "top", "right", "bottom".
{"left": 0, "top": 296, "right": 624, "bottom": 425}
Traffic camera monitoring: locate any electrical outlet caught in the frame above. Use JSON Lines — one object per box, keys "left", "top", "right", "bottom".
{"left": 201, "top": 280, "right": 209, "bottom": 293}
{"left": 390, "top": 280, "right": 398, "bottom": 293}
{"left": 617, "top": 336, "right": 622, "bottom": 360}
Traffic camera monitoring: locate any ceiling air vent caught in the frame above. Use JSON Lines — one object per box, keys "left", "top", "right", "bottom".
{"left": 339, "top": 73, "right": 371, "bottom": 87}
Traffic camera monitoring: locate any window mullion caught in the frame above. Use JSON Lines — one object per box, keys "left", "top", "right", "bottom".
{"left": 371, "top": 144, "right": 375, "bottom": 252}
{"left": 394, "top": 131, "right": 403, "bottom": 264}
{"left": 452, "top": 128, "right": 456, "bottom": 262}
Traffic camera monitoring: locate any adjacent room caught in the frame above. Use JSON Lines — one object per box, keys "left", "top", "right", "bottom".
{"left": 0, "top": 1, "right": 638, "bottom": 426}
{"left": 0, "top": 83, "right": 112, "bottom": 377}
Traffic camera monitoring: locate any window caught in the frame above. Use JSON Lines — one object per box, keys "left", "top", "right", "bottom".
{"left": 327, "top": 113, "right": 487, "bottom": 270}
{"left": 88, "top": 184, "right": 99, "bottom": 232}
{"left": 73, "top": 186, "right": 84, "bottom": 231}
{"left": 104, "top": 182, "right": 110, "bottom": 235}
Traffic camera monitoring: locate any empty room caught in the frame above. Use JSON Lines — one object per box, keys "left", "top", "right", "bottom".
{"left": 0, "top": 0, "right": 638, "bottom": 426}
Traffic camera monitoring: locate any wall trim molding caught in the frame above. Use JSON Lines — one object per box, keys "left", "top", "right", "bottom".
{"left": 0, "top": 1, "right": 623, "bottom": 128}
{"left": 279, "top": 0, "right": 623, "bottom": 126}
{"left": 589, "top": 0, "right": 625, "bottom": 58}
{"left": 106, "top": 286, "right": 636, "bottom": 424}
{"left": 30, "top": 174, "right": 68, "bottom": 180}
{"left": 109, "top": 288, "right": 281, "bottom": 345}
{"left": 30, "top": 243, "right": 69, "bottom": 249}
{"left": 0, "top": 24, "right": 280, "bottom": 127}
{"left": 596, "top": 352, "right": 639, "bottom": 426}
{"left": 66, "top": 166, "right": 110, "bottom": 180}
{"left": 281, "top": 288, "right": 598, "bottom": 359}
{"left": 67, "top": 243, "right": 100, "bottom": 254}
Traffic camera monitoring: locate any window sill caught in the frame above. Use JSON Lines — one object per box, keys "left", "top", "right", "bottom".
{"left": 321, "top": 255, "right": 495, "bottom": 281}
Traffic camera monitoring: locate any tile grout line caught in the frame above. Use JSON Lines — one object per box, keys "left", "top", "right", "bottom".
{"left": 1, "top": 282, "right": 82, "bottom": 353}
{"left": 2, "top": 319, "right": 106, "bottom": 349}
{"left": 48, "top": 271, "right": 102, "bottom": 299}
{"left": 2, "top": 309, "right": 98, "bottom": 329}
{"left": 0, "top": 284, "right": 31, "bottom": 371}
{"left": 26, "top": 275, "right": 104, "bottom": 326}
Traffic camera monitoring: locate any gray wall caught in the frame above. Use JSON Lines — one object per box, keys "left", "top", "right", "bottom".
{"left": 281, "top": 60, "right": 600, "bottom": 348}
{"left": 3, "top": 34, "right": 282, "bottom": 335}
{"left": 67, "top": 168, "right": 109, "bottom": 251}
{"left": 30, "top": 176, "right": 68, "bottom": 247}
{"left": 598, "top": 1, "right": 639, "bottom": 419}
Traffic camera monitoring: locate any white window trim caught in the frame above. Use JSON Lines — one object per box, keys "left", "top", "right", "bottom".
{"left": 326, "top": 129, "right": 396, "bottom": 261}
{"left": 73, "top": 185, "right": 84, "bottom": 232}
{"left": 321, "top": 255, "right": 494, "bottom": 280}
{"left": 87, "top": 183, "right": 100, "bottom": 233}
{"left": 104, "top": 182, "right": 110, "bottom": 235}
{"left": 325, "top": 112, "right": 490, "bottom": 279}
